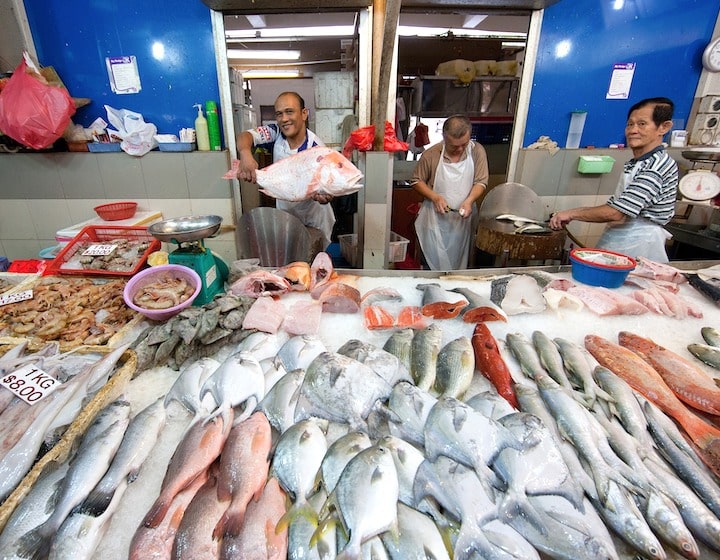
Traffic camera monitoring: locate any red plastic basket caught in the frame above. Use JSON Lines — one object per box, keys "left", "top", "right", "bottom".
{"left": 94, "top": 201, "right": 138, "bottom": 221}
{"left": 44, "top": 226, "right": 160, "bottom": 277}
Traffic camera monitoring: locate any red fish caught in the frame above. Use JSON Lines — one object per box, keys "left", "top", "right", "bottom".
{"left": 255, "top": 146, "right": 363, "bottom": 201}
{"left": 585, "top": 334, "right": 720, "bottom": 477}
{"left": 618, "top": 331, "right": 720, "bottom": 416}
{"left": 471, "top": 322, "right": 519, "bottom": 409}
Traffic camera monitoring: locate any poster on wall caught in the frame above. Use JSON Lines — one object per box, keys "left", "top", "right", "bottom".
{"left": 606, "top": 62, "right": 635, "bottom": 99}
{"left": 106, "top": 56, "right": 142, "bottom": 94}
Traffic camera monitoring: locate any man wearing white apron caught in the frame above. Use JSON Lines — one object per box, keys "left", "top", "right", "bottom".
{"left": 549, "top": 97, "right": 677, "bottom": 263}
{"left": 236, "top": 91, "right": 336, "bottom": 248}
{"left": 411, "top": 115, "right": 489, "bottom": 270}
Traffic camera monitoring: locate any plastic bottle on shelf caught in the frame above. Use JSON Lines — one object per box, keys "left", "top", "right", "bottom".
{"left": 194, "top": 104, "right": 210, "bottom": 151}
{"left": 205, "top": 100, "right": 221, "bottom": 151}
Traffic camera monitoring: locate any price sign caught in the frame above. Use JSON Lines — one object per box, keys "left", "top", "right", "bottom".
{"left": 1, "top": 364, "right": 60, "bottom": 404}
{"left": 0, "top": 289, "right": 33, "bottom": 307}
{"left": 82, "top": 244, "right": 117, "bottom": 256}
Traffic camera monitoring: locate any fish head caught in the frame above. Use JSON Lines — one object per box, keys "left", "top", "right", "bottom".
{"left": 310, "top": 150, "right": 364, "bottom": 196}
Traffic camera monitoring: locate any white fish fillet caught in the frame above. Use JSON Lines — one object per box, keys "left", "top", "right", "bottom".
{"left": 255, "top": 146, "right": 363, "bottom": 201}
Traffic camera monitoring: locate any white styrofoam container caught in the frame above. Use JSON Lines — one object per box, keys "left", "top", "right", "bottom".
{"left": 315, "top": 108, "right": 355, "bottom": 147}
{"left": 314, "top": 71, "right": 355, "bottom": 109}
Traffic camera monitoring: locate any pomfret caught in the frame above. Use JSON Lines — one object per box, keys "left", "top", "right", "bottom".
{"left": 263, "top": 356, "right": 289, "bottom": 392}
{"left": 382, "top": 328, "right": 414, "bottom": 373}
{"left": 410, "top": 323, "right": 443, "bottom": 391}
{"left": 466, "top": 390, "right": 516, "bottom": 420}
{"left": 215, "top": 411, "right": 273, "bottom": 538}
{"left": 288, "top": 490, "right": 336, "bottom": 560}
{"left": 259, "top": 367, "right": 306, "bottom": 434}
{"left": 254, "top": 146, "right": 363, "bottom": 201}
{"left": 381, "top": 502, "right": 450, "bottom": 560}
{"left": 320, "top": 431, "right": 373, "bottom": 494}
{"left": 236, "top": 330, "right": 289, "bottom": 362}
{"left": 337, "top": 339, "right": 412, "bottom": 387}
{"left": 385, "top": 381, "right": 437, "bottom": 447}
{"left": 278, "top": 334, "right": 327, "bottom": 372}
{"left": 81, "top": 398, "right": 166, "bottom": 516}
{"left": 296, "top": 352, "right": 392, "bottom": 431}
{"left": 273, "top": 418, "right": 328, "bottom": 530}
{"left": 434, "top": 336, "right": 474, "bottom": 399}
{"left": 376, "top": 435, "right": 425, "bottom": 507}
{"left": 200, "top": 350, "right": 265, "bottom": 424}
{"left": 163, "top": 357, "right": 220, "bottom": 415}
{"left": 315, "top": 445, "right": 399, "bottom": 560}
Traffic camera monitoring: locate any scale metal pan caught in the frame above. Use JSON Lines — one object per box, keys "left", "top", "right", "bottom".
{"left": 148, "top": 215, "right": 222, "bottom": 244}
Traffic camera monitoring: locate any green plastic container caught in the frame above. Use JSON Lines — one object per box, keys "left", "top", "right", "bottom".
{"left": 577, "top": 155, "right": 615, "bottom": 174}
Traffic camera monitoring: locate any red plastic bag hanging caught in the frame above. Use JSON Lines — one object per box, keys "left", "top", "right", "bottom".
{"left": 342, "top": 122, "right": 408, "bottom": 157}
{"left": 0, "top": 55, "right": 76, "bottom": 150}
{"left": 383, "top": 121, "right": 408, "bottom": 152}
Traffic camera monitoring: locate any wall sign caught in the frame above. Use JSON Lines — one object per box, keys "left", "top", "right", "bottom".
{"left": 606, "top": 62, "right": 636, "bottom": 100}
{"left": 106, "top": 56, "right": 141, "bottom": 94}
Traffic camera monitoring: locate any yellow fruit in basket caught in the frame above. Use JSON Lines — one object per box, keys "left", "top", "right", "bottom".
{"left": 148, "top": 251, "right": 169, "bottom": 266}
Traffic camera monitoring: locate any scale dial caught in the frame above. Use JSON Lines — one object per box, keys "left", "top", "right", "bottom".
{"left": 703, "top": 37, "right": 720, "bottom": 72}
{"left": 679, "top": 169, "right": 720, "bottom": 201}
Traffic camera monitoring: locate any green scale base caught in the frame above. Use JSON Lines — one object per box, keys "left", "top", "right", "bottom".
{"left": 169, "top": 246, "right": 226, "bottom": 306}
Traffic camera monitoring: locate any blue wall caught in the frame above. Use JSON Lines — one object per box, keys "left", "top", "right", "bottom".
{"left": 525, "top": 0, "right": 719, "bottom": 148}
{"left": 24, "top": 0, "right": 221, "bottom": 141}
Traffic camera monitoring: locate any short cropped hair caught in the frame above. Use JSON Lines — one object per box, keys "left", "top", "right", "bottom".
{"left": 276, "top": 91, "right": 306, "bottom": 110}
{"left": 443, "top": 115, "right": 472, "bottom": 139}
{"left": 628, "top": 97, "right": 674, "bottom": 126}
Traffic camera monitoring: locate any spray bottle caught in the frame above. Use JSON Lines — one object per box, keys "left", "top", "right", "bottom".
{"left": 205, "top": 100, "right": 222, "bottom": 151}
{"left": 194, "top": 104, "right": 210, "bottom": 151}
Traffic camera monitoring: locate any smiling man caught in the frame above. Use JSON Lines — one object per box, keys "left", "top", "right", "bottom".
{"left": 236, "top": 91, "right": 335, "bottom": 248}
{"left": 549, "top": 97, "right": 678, "bottom": 262}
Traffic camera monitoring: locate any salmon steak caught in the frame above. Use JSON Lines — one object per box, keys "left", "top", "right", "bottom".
{"left": 255, "top": 146, "right": 364, "bottom": 201}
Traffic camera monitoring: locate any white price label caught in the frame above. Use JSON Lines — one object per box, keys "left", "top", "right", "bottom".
{"left": 82, "top": 244, "right": 117, "bottom": 256}
{"left": 0, "top": 364, "right": 60, "bottom": 404}
{"left": 0, "top": 289, "right": 33, "bottom": 307}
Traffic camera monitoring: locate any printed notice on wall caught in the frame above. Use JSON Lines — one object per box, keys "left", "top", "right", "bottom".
{"left": 606, "top": 62, "right": 635, "bottom": 99}
{"left": 106, "top": 56, "right": 141, "bottom": 94}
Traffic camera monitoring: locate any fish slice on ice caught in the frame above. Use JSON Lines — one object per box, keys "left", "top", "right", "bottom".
{"left": 490, "top": 275, "right": 545, "bottom": 315}
{"left": 254, "top": 146, "right": 364, "bottom": 201}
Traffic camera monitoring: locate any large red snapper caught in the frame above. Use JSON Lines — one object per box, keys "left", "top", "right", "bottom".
{"left": 255, "top": 146, "right": 363, "bottom": 201}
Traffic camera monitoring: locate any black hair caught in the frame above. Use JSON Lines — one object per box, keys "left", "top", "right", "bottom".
{"left": 443, "top": 115, "right": 472, "bottom": 138}
{"left": 628, "top": 97, "right": 674, "bottom": 126}
{"left": 277, "top": 91, "right": 305, "bottom": 110}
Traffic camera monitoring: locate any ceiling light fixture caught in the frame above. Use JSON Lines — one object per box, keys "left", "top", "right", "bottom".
{"left": 501, "top": 41, "right": 526, "bottom": 49}
{"left": 241, "top": 69, "right": 303, "bottom": 78}
{"left": 397, "top": 26, "right": 525, "bottom": 39}
{"left": 245, "top": 15, "right": 266, "bottom": 28}
{"left": 226, "top": 25, "right": 355, "bottom": 40}
{"left": 227, "top": 49, "right": 301, "bottom": 60}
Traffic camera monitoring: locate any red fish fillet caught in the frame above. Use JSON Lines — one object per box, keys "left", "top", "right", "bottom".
{"left": 463, "top": 306, "right": 507, "bottom": 323}
{"left": 319, "top": 282, "right": 361, "bottom": 313}
{"left": 364, "top": 305, "right": 396, "bottom": 330}
{"left": 396, "top": 306, "right": 428, "bottom": 329}
{"left": 618, "top": 331, "right": 720, "bottom": 416}
{"left": 585, "top": 334, "right": 720, "bottom": 476}
{"left": 471, "top": 322, "right": 519, "bottom": 409}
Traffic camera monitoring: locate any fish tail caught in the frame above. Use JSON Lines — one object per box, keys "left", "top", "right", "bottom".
{"left": 310, "top": 517, "right": 337, "bottom": 549}
{"left": 15, "top": 527, "right": 50, "bottom": 560}
{"left": 217, "top": 506, "right": 246, "bottom": 539}
{"left": 79, "top": 487, "right": 115, "bottom": 516}
{"left": 498, "top": 490, "right": 548, "bottom": 536}
{"left": 142, "top": 496, "right": 169, "bottom": 528}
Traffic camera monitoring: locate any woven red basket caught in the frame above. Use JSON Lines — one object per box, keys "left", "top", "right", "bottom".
{"left": 94, "top": 201, "right": 138, "bottom": 221}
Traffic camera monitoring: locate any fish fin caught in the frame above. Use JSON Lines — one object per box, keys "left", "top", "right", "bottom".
{"left": 310, "top": 516, "right": 338, "bottom": 548}
{"left": 78, "top": 487, "right": 114, "bottom": 516}
{"left": 216, "top": 505, "right": 246, "bottom": 539}
{"left": 142, "top": 495, "right": 170, "bottom": 528}
{"left": 15, "top": 527, "right": 50, "bottom": 560}
{"left": 498, "top": 490, "right": 548, "bottom": 535}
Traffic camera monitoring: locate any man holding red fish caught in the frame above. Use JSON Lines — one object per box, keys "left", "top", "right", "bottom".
{"left": 236, "top": 91, "right": 335, "bottom": 248}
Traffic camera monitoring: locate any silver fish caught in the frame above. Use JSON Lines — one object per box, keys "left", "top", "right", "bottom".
{"left": 80, "top": 398, "right": 166, "bottom": 516}
{"left": 385, "top": 381, "right": 437, "bottom": 447}
{"left": 482, "top": 520, "right": 542, "bottom": 560}
{"left": 337, "top": 339, "right": 412, "bottom": 387}
{"left": 382, "top": 328, "right": 414, "bottom": 373}
{"left": 531, "top": 331, "right": 574, "bottom": 391}
{"left": 288, "top": 489, "right": 336, "bottom": 560}
{"left": 376, "top": 435, "right": 425, "bottom": 507}
{"left": 296, "top": 352, "right": 392, "bottom": 431}
{"left": 381, "top": 502, "right": 450, "bottom": 560}
{"left": 316, "top": 445, "right": 398, "bottom": 559}
{"left": 163, "top": 357, "right": 220, "bottom": 415}
{"left": 434, "top": 336, "right": 474, "bottom": 399}
{"left": 263, "top": 356, "right": 289, "bottom": 393}
{"left": 687, "top": 342, "right": 720, "bottom": 371}
{"left": 320, "top": 431, "right": 372, "bottom": 494}
{"left": 701, "top": 326, "right": 720, "bottom": 347}
{"left": 200, "top": 350, "right": 265, "bottom": 424}
{"left": 272, "top": 418, "right": 328, "bottom": 528}
{"left": 235, "top": 330, "right": 288, "bottom": 362}
{"left": 17, "top": 400, "right": 131, "bottom": 560}
{"left": 506, "top": 331, "right": 551, "bottom": 380}
{"left": 259, "top": 367, "right": 306, "bottom": 434}
{"left": 466, "top": 390, "right": 516, "bottom": 420}
{"left": 410, "top": 323, "right": 443, "bottom": 391}
{"left": 278, "top": 334, "right": 327, "bottom": 372}
{"left": 554, "top": 337, "right": 614, "bottom": 409}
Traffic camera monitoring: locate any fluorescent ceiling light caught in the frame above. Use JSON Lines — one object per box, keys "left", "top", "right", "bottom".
{"left": 241, "top": 69, "right": 303, "bottom": 78}
{"left": 502, "top": 41, "right": 526, "bottom": 48}
{"left": 227, "top": 49, "right": 301, "bottom": 60}
{"left": 226, "top": 25, "right": 355, "bottom": 39}
{"left": 246, "top": 15, "right": 266, "bottom": 28}
{"left": 462, "top": 15, "right": 487, "bottom": 28}
{"left": 397, "top": 26, "right": 526, "bottom": 39}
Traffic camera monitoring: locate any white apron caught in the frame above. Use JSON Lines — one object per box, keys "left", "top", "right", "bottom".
{"left": 597, "top": 161, "right": 672, "bottom": 263}
{"left": 415, "top": 143, "right": 475, "bottom": 270}
{"left": 273, "top": 133, "right": 336, "bottom": 248}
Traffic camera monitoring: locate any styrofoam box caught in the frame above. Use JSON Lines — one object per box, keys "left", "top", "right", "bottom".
{"left": 339, "top": 232, "right": 409, "bottom": 267}
{"left": 314, "top": 71, "right": 355, "bottom": 108}
{"left": 315, "top": 108, "right": 355, "bottom": 147}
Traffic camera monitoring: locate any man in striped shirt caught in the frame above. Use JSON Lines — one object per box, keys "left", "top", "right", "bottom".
{"left": 549, "top": 97, "right": 677, "bottom": 262}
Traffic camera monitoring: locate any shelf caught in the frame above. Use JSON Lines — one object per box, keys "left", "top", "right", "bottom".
{"left": 412, "top": 76, "right": 519, "bottom": 118}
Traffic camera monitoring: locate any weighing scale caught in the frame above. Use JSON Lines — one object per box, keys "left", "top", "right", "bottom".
{"left": 148, "top": 215, "right": 229, "bottom": 305}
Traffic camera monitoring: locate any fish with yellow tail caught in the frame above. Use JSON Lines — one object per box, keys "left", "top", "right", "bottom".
{"left": 255, "top": 146, "right": 363, "bottom": 201}
{"left": 584, "top": 334, "right": 720, "bottom": 478}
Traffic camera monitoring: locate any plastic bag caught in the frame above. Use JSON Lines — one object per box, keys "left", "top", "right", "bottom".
{"left": 0, "top": 54, "right": 76, "bottom": 150}
{"left": 104, "top": 105, "right": 157, "bottom": 156}
{"left": 342, "top": 122, "right": 408, "bottom": 157}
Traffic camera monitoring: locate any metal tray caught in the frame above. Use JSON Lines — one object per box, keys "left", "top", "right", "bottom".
{"left": 148, "top": 215, "right": 222, "bottom": 244}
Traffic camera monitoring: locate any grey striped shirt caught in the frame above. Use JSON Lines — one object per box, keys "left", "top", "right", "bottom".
{"left": 607, "top": 147, "right": 678, "bottom": 225}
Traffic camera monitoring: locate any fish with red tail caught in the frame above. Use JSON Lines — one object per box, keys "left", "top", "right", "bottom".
{"left": 471, "top": 322, "right": 519, "bottom": 409}
{"left": 618, "top": 331, "right": 720, "bottom": 417}
{"left": 585, "top": 334, "right": 720, "bottom": 478}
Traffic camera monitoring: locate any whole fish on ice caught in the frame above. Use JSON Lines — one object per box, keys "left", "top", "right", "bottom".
{"left": 254, "top": 146, "right": 363, "bottom": 201}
